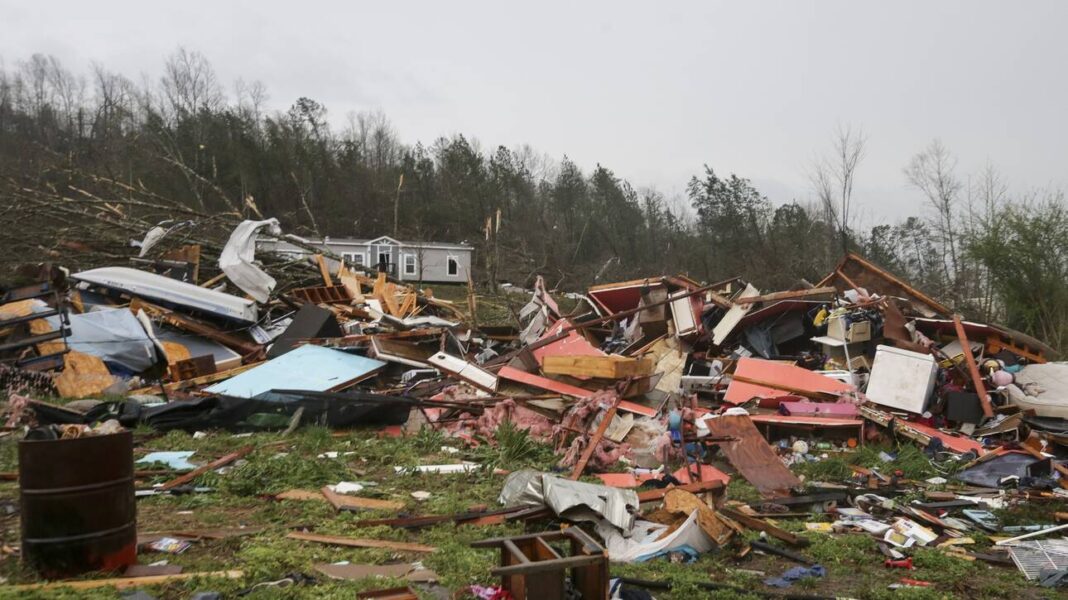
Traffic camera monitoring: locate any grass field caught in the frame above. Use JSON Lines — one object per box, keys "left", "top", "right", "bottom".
{"left": 1, "top": 421, "right": 1065, "bottom": 600}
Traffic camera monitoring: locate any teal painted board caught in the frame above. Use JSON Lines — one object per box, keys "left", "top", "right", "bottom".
{"left": 204, "top": 344, "right": 385, "bottom": 398}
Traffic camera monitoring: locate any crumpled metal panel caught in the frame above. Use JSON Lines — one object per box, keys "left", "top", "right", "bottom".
{"left": 703, "top": 414, "right": 801, "bottom": 498}
{"left": 499, "top": 470, "right": 638, "bottom": 532}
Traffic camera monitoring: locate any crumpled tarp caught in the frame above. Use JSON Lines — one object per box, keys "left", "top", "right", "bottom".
{"left": 595, "top": 512, "right": 715, "bottom": 563}
{"left": 499, "top": 470, "right": 638, "bottom": 532}
{"left": 137, "top": 225, "right": 167, "bottom": 257}
{"left": 44, "top": 306, "right": 157, "bottom": 372}
{"left": 219, "top": 218, "right": 283, "bottom": 303}
{"left": 518, "top": 276, "right": 560, "bottom": 344}
{"left": 763, "top": 565, "right": 827, "bottom": 588}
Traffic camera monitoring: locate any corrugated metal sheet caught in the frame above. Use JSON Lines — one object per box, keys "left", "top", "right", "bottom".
{"left": 703, "top": 414, "right": 801, "bottom": 497}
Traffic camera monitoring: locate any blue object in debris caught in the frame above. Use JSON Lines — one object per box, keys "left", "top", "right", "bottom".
{"left": 204, "top": 345, "right": 386, "bottom": 398}
{"left": 763, "top": 565, "right": 827, "bottom": 588}
{"left": 136, "top": 451, "right": 197, "bottom": 471}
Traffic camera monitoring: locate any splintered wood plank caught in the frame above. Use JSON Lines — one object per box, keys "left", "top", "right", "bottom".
{"left": 398, "top": 292, "right": 417, "bottom": 317}
{"left": 315, "top": 254, "right": 333, "bottom": 286}
{"left": 381, "top": 283, "right": 401, "bottom": 316}
{"left": 719, "top": 507, "right": 807, "bottom": 547}
{"left": 953, "top": 314, "right": 994, "bottom": 419}
{"left": 10, "top": 571, "right": 243, "bottom": 591}
{"left": 158, "top": 446, "right": 254, "bottom": 491}
{"left": 276, "top": 489, "right": 327, "bottom": 502}
{"left": 287, "top": 531, "right": 435, "bottom": 553}
{"left": 169, "top": 526, "right": 265, "bottom": 540}
{"left": 542, "top": 355, "right": 654, "bottom": 379}
{"left": 569, "top": 394, "right": 622, "bottom": 480}
{"left": 320, "top": 486, "right": 405, "bottom": 512}
{"left": 733, "top": 287, "right": 837, "bottom": 305}
{"left": 338, "top": 265, "right": 366, "bottom": 303}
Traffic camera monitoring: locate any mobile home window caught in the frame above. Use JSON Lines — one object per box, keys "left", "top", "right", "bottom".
{"left": 447, "top": 256, "right": 459, "bottom": 276}
{"left": 403, "top": 254, "right": 417, "bottom": 275}
{"left": 352, "top": 253, "right": 366, "bottom": 266}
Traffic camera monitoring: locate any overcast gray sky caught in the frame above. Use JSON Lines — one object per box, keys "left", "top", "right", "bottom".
{"left": 4, "top": 1, "right": 1066, "bottom": 227}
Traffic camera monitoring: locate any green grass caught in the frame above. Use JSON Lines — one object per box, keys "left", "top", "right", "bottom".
{"left": 794, "top": 442, "right": 966, "bottom": 485}
{"left": 0, "top": 423, "right": 1059, "bottom": 600}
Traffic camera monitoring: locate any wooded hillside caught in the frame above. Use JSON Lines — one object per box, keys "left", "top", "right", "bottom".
{"left": 1, "top": 50, "right": 1065, "bottom": 351}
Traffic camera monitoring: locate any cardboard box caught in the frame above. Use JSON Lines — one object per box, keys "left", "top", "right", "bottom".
{"left": 812, "top": 335, "right": 868, "bottom": 371}
{"left": 827, "top": 315, "right": 872, "bottom": 343}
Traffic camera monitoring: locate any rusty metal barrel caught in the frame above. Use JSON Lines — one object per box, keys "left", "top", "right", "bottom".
{"left": 19, "top": 430, "right": 137, "bottom": 577}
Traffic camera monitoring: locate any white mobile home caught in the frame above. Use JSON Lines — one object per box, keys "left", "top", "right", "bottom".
{"left": 262, "top": 235, "right": 474, "bottom": 284}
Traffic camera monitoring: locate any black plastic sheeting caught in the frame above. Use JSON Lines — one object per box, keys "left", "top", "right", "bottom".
{"left": 955, "top": 452, "right": 1051, "bottom": 488}
{"left": 30, "top": 389, "right": 412, "bottom": 433}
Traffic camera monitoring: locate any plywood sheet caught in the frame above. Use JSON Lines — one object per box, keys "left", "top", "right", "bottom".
{"left": 703, "top": 414, "right": 801, "bottom": 497}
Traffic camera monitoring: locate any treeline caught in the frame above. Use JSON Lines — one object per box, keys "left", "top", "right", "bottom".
{"left": 0, "top": 50, "right": 1065, "bottom": 351}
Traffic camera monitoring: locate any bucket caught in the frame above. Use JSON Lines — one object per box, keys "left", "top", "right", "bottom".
{"left": 19, "top": 429, "right": 137, "bottom": 577}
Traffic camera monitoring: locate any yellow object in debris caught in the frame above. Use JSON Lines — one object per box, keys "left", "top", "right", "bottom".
{"left": 813, "top": 307, "right": 829, "bottom": 327}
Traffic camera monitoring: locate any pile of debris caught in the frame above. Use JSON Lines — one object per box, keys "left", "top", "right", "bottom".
{"left": 4, "top": 218, "right": 1068, "bottom": 596}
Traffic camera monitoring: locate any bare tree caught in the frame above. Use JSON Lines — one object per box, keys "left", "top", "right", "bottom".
{"left": 964, "top": 163, "right": 1009, "bottom": 318}
{"left": 43, "top": 56, "right": 85, "bottom": 137}
{"left": 904, "top": 139, "right": 962, "bottom": 292}
{"left": 159, "top": 47, "right": 222, "bottom": 120}
{"left": 234, "top": 78, "right": 268, "bottom": 124}
{"left": 809, "top": 125, "right": 866, "bottom": 257}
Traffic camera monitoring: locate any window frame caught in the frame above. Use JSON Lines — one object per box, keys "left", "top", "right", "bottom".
{"left": 447, "top": 255, "right": 460, "bottom": 277}
{"left": 403, "top": 253, "right": 418, "bottom": 276}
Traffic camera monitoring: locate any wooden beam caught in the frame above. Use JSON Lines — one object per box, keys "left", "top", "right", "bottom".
{"left": 320, "top": 485, "right": 405, "bottom": 511}
{"left": 719, "top": 507, "right": 808, "bottom": 547}
{"left": 733, "top": 286, "right": 836, "bottom": 305}
{"left": 542, "top": 355, "right": 655, "bottom": 379}
{"left": 10, "top": 571, "right": 243, "bottom": 591}
{"left": 276, "top": 489, "right": 326, "bottom": 502}
{"left": 314, "top": 254, "right": 333, "bottom": 286}
{"left": 287, "top": 531, "right": 435, "bottom": 553}
{"left": 466, "top": 274, "right": 479, "bottom": 329}
{"left": 834, "top": 268, "right": 862, "bottom": 292}
{"left": 953, "top": 315, "right": 994, "bottom": 419}
{"left": 158, "top": 446, "right": 254, "bottom": 491}
{"left": 569, "top": 395, "right": 622, "bottom": 480}
{"left": 132, "top": 299, "right": 261, "bottom": 357}
{"left": 199, "top": 272, "right": 226, "bottom": 288}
